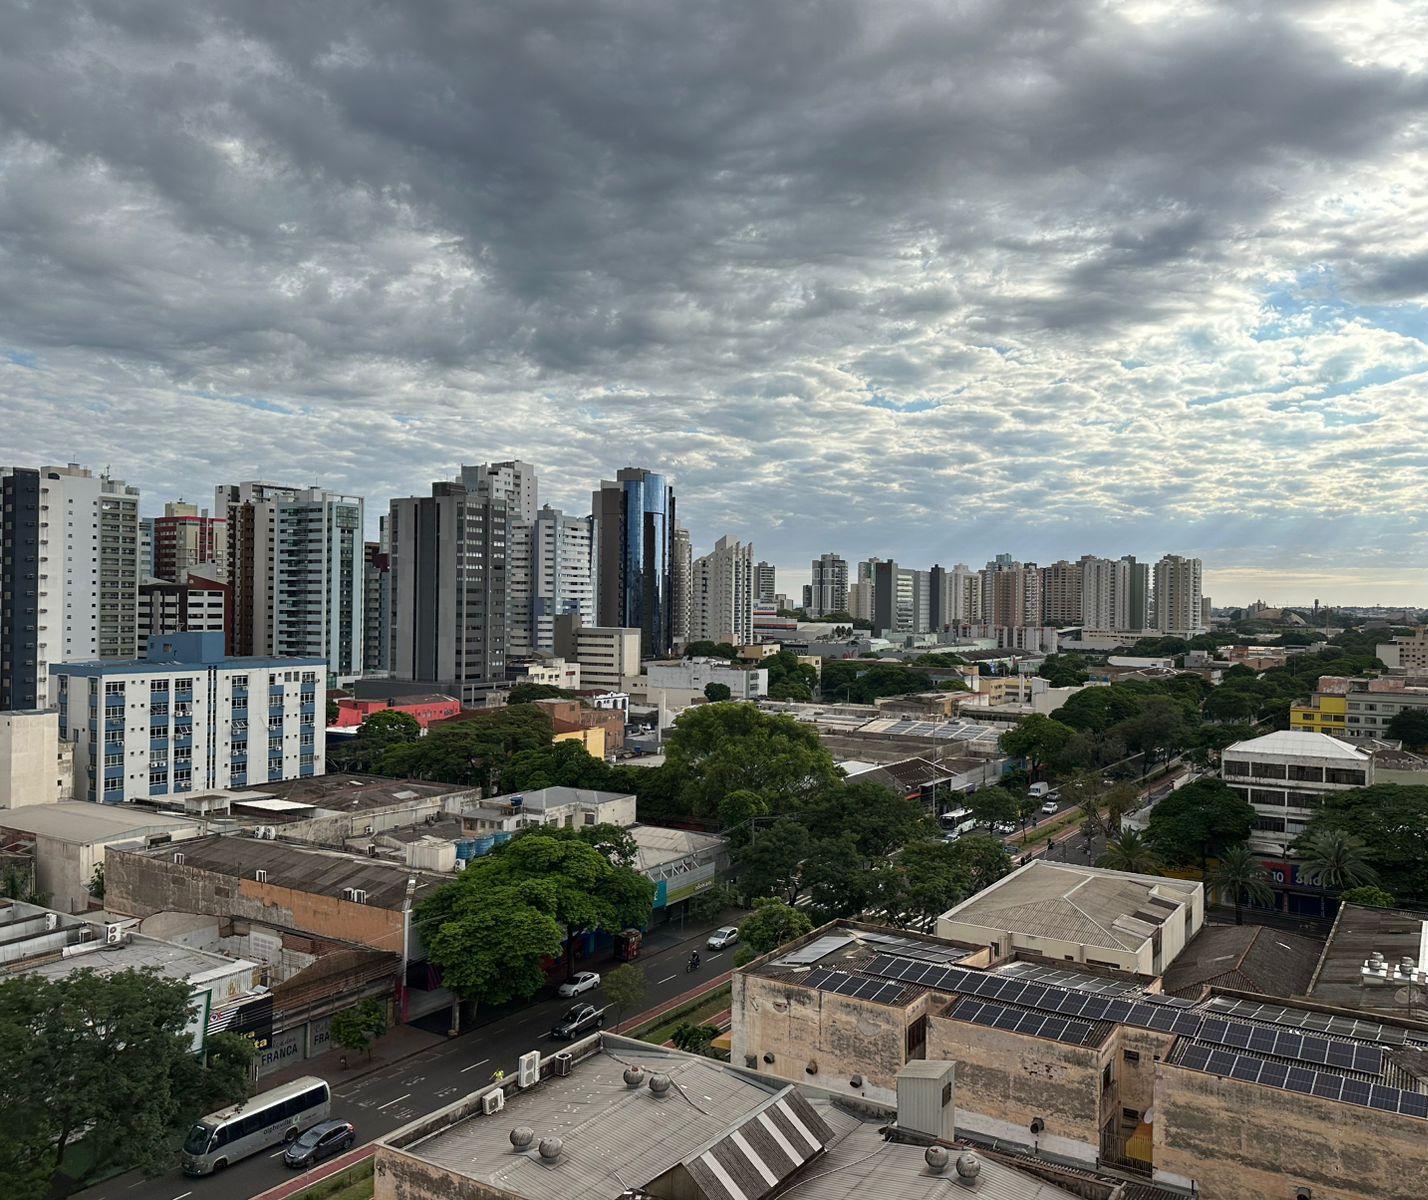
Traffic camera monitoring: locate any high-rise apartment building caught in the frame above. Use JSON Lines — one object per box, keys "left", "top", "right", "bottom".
{"left": 802, "top": 553, "right": 848, "bottom": 617}
{"left": 54, "top": 632, "right": 324, "bottom": 804}
{"left": 1, "top": 464, "right": 141, "bottom": 711}
{"left": 138, "top": 577, "right": 228, "bottom": 653}
{"left": 1122, "top": 555, "right": 1151, "bottom": 631}
{"left": 1040, "top": 559, "right": 1083, "bottom": 626}
{"left": 754, "top": 561, "right": 777, "bottom": 603}
{"left": 529, "top": 506, "right": 595, "bottom": 654}
{"left": 216, "top": 482, "right": 364, "bottom": 684}
{"left": 152, "top": 501, "right": 226, "bottom": 583}
{"left": 873, "top": 560, "right": 926, "bottom": 636}
{"left": 847, "top": 558, "right": 881, "bottom": 624}
{"left": 388, "top": 481, "right": 508, "bottom": 703}
{"left": 980, "top": 556, "right": 1042, "bottom": 628}
{"left": 458, "top": 461, "right": 539, "bottom": 660}
{"left": 593, "top": 468, "right": 677, "bottom": 658}
{"left": 1078, "top": 555, "right": 1130, "bottom": 631}
{"left": 363, "top": 539, "right": 391, "bottom": 677}
{"left": 948, "top": 563, "right": 981, "bottom": 623}
{"left": 670, "top": 521, "right": 692, "bottom": 650}
{"left": 456, "top": 460, "right": 538, "bottom": 523}
{"left": 690, "top": 535, "right": 755, "bottom": 646}
{"left": 1154, "top": 554, "right": 1204, "bottom": 636}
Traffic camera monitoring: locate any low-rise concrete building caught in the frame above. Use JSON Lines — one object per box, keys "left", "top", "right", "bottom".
{"left": 516, "top": 658, "right": 582, "bottom": 690}
{"left": 461, "top": 785, "right": 637, "bottom": 837}
{"left": 552, "top": 616, "right": 642, "bottom": 692}
{"left": 1221, "top": 730, "right": 1373, "bottom": 857}
{"left": 331, "top": 693, "right": 461, "bottom": 729}
{"left": 0, "top": 802, "right": 204, "bottom": 912}
{"left": 936, "top": 861, "right": 1203, "bottom": 976}
{"left": 628, "top": 658, "right": 768, "bottom": 708}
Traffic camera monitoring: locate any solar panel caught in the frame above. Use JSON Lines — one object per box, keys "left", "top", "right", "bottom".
{"left": 952, "top": 997, "right": 1100, "bottom": 1048}
{"left": 776, "top": 934, "right": 856, "bottom": 966}
{"left": 1204, "top": 995, "right": 1408, "bottom": 1046}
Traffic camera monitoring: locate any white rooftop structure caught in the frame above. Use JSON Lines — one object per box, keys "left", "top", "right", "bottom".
{"left": 1224, "top": 730, "right": 1371, "bottom": 761}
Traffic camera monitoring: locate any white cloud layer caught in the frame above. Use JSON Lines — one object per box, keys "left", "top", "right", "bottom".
{"left": 2, "top": 0, "right": 1428, "bottom": 603}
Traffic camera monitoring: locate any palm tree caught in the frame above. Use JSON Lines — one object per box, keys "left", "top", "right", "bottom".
{"left": 1097, "top": 829, "right": 1162, "bottom": 875}
{"left": 1207, "top": 844, "right": 1274, "bottom": 925}
{"left": 1298, "top": 829, "right": 1378, "bottom": 891}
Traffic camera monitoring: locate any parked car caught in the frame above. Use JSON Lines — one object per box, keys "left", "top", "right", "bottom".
{"left": 707, "top": 926, "right": 740, "bottom": 950}
{"left": 551, "top": 1004, "right": 604, "bottom": 1041}
{"left": 283, "top": 1120, "right": 355, "bottom": 1169}
{"left": 992, "top": 821, "right": 1017, "bottom": 834}
{"left": 558, "top": 971, "right": 601, "bottom": 998}
{"left": 1041, "top": 800, "right": 1059, "bottom": 815}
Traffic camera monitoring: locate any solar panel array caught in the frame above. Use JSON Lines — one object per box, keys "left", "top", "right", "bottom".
{"left": 1204, "top": 996, "right": 1409, "bottom": 1046}
{"left": 858, "top": 930, "right": 969, "bottom": 965}
{"left": 949, "top": 997, "right": 1100, "bottom": 1047}
{"left": 802, "top": 967, "right": 906, "bottom": 1005}
{"left": 1177, "top": 1042, "right": 1428, "bottom": 1120}
{"left": 1196, "top": 1018, "right": 1385, "bottom": 1075}
{"left": 998, "top": 961, "right": 1145, "bottom": 997}
{"left": 775, "top": 934, "right": 856, "bottom": 966}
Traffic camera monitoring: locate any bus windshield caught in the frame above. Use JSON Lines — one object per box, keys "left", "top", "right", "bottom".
{"left": 183, "top": 1123, "right": 215, "bottom": 1155}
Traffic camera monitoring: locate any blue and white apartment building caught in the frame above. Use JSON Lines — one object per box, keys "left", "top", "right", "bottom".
{"left": 53, "top": 632, "right": 325, "bottom": 804}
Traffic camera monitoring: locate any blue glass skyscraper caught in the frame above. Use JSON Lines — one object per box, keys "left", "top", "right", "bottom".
{"left": 593, "top": 467, "right": 676, "bottom": 658}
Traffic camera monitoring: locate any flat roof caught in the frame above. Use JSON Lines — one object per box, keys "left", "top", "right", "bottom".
{"left": 235, "top": 773, "right": 468, "bottom": 812}
{"left": 54, "top": 655, "right": 325, "bottom": 676}
{"left": 481, "top": 785, "right": 635, "bottom": 810}
{"left": 941, "top": 861, "right": 1200, "bottom": 954}
{"left": 1308, "top": 903, "right": 1428, "bottom": 1015}
{"left": 124, "top": 834, "right": 445, "bottom": 909}
{"left": 0, "top": 802, "right": 199, "bottom": 844}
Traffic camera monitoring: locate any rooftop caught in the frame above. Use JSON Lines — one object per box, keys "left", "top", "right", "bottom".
{"left": 939, "top": 861, "right": 1201, "bottom": 954}
{"left": 199, "top": 773, "right": 468, "bottom": 816}
{"left": 479, "top": 785, "right": 636, "bottom": 811}
{"left": 849, "top": 755, "right": 987, "bottom": 793}
{"left": 123, "top": 834, "right": 445, "bottom": 909}
{"left": 0, "top": 802, "right": 198, "bottom": 844}
{"left": 381, "top": 1037, "right": 1087, "bottom": 1200}
{"left": 1307, "top": 903, "right": 1428, "bottom": 1016}
{"left": 627, "top": 824, "right": 726, "bottom": 872}
{"left": 1162, "top": 923, "right": 1324, "bottom": 1001}
{"left": 1224, "top": 730, "right": 1371, "bottom": 761}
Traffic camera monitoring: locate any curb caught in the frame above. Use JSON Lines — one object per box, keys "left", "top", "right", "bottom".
{"left": 615, "top": 969, "right": 734, "bottom": 1035}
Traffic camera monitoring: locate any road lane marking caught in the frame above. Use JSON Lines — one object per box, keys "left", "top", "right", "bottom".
{"left": 171, "top": 1192, "right": 192, "bottom": 1200}
{"left": 657, "top": 974, "right": 676, "bottom": 984}
{"left": 377, "top": 1093, "right": 411, "bottom": 1110}
{"left": 460, "top": 1058, "right": 491, "bottom": 1073}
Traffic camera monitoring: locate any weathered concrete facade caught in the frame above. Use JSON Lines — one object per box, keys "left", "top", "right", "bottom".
{"left": 106, "top": 846, "right": 407, "bottom": 953}
{"left": 1154, "top": 1060, "right": 1427, "bottom": 1200}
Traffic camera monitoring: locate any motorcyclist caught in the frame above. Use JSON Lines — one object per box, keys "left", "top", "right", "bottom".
{"left": 689, "top": 950, "right": 701, "bottom": 971}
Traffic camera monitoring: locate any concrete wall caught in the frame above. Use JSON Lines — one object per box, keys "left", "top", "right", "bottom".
{"left": 934, "top": 919, "right": 1150, "bottom": 975}
{"left": 1154, "top": 1061, "right": 1427, "bottom": 1200}
{"left": 0, "top": 710, "right": 60, "bottom": 808}
{"left": 106, "top": 849, "right": 405, "bottom": 952}
{"left": 927, "top": 1013, "right": 1108, "bottom": 1166}
{"left": 731, "top": 970, "right": 935, "bottom": 1105}
{"left": 280, "top": 789, "right": 479, "bottom": 848}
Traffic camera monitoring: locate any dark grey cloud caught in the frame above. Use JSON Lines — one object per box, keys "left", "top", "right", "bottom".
{"left": 2, "top": 0, "right": 1428, "bottom": 601}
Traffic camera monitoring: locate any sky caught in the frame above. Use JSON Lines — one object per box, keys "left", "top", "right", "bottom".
{"left": 3, "top": 1, "right": 1428, "bottom": 607}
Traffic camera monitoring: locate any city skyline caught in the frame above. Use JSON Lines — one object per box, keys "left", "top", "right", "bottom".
{"left": 3, "top": 3, "right": 1427, "bottom": 606}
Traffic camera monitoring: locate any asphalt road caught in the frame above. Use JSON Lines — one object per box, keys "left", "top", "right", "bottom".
{"left": 77, "top": 930, "right": 733, "bottom": 1200}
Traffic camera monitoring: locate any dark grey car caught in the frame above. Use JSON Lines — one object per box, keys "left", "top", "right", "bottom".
{"left": 283, "top": 1119, "right": 355, "bottom": 1168}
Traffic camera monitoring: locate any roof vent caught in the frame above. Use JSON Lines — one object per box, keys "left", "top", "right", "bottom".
{"left": 509, "top": 1126, "right": 535, "bottom": 1149}
{"left": 172, "top": 852, "right": 185, "bottom": 865}
{"left": 255, "top": 869, "right": 268, "bottom": 884}
{"left": 538, "top": 1136, "right": 563, "bottom": 1162}
{"left": 648, "top": 1073, "right": 671, "bottom": 1096}
{"left": 955, "top": 1152, "right": 981, "bottom": 1180}
{"left": 623, "top": 1066, "right": 645, "bottom": 1088}
{"left": 924, "top": 1146, "right": 949, "bottom": 1174}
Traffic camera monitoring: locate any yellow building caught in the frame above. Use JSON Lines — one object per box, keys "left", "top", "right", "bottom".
{"left": 1289, "top": 690, "right": 1347, "bottom": 735}
{"left": 553, "top": 724, "right": 606, "bottom": 758}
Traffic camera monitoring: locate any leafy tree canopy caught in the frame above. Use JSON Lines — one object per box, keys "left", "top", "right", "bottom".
{"left": 703, "top": 682, "right": 733, "bottom": 702}
{"left": 1146, "top": 779, "right": 1255, "bottom": 871}
{"left": 1339, "top": 885, "right": 1396, "bottom": 909}
{"left": 373, "top": 705, "right": 553, "bottom": 787}
{"left": 684, "top": 641, "right": 740, "bottom": 660}
{"left": 998, "top": 713, "right": 1074, "bottom": 780}
{"left": 507, "top": 682, "right": 577, "bottom": 705}
{"left": 1299, "top": 784, "right": 1428, "bottom": 904}
{"left": 1387, "top": 708, "right": 1428, "bottom": 753}
{"left": 738, "top": 898, "right": 814, "bottom": 955}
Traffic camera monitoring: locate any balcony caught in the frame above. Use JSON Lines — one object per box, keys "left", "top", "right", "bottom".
{"left": 104, "top": 765, "right": 124, "bottom": 780}
{"left": 232, "top": 687, "right": 248, "bottom": 700}
{"left": 150, "top": 736, "right": 168, "bottom": 752}
{"left": 269, "top": 705, "right": 284, "bottom": 719}
{"left": 174, "top": 736, "right": 193, "bottom": 750}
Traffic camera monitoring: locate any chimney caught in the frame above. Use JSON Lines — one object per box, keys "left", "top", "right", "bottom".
{"left": 896, "top": 1060, "right": 956, "bottom": 1143}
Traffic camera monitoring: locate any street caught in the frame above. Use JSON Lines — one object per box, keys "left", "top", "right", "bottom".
{"left": 76, "top": 922, "right": 733, "bottom": 1200}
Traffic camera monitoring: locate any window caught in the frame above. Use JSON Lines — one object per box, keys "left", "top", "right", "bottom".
{"left": 905, "top": 1016, "right": 927, "bottom": 1060}
{"left": 1123, "top": 1107, "right": 1140, "bottom": 1122}
{"left": 1223, "top": 760, "right": 1249, "bottom": 777}
{"left": 1123, "top": 1049, "right": 1140, "bottom": 1064}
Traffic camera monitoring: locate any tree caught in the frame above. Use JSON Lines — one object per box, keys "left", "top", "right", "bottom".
{"left": 1097, "top": 829, "right": 1162, "bottom": 874}
{"left": 498, "top": 739, "right": 629, "bottom": 793}
{"left": 716, "top": 789, "right": 771, "bottom": 848}
{"left": 998, "top": 714, "right": 1073, "bottom": 781}
{"left": 703, "top": 682, "right": 732, "bottom": 702}
{"left": 374, "top": 705, "right": 553, "bottom": 787}
{"left": 968, "top": 786, "right": 1018, "bottom": 830}
{"left": 738, "top": 898, "right": 813, "bottom": 956}
{"left": 1386, "top": 708, "right": 1428, "bottom": 752}
{"left": 86, "top": 864, "right": 104, "bottom": 901}
{"left": 1339, "top": 885, "right": 1396, "bottom": 909}
{"left": 1296, "top": 829, "right": 1378, "bottom": 892}
{"left": 875, "top": 840, "right": 977, "bottom": 928}
{"left": 662, "top": 704, "right": 840, "bottom": 818}
{"left": 361, "top": 709, "right": 423, "bottom": 744}
{"left": 1146, "top": 780, "right": 1255, "bottom": 873}
{"left": 1038, "top": 653, "right": 1090, "bottom": 688}
{"left": 802, "top": 834, "right": 876, "bottom": 921}
{"left": 1207, "top": 844, "right": 1274, "bottom": 924}
{"left": 734, "top": 820, "right": 809, "bottom": 903}
{"left": 326, "top": 697, "right": 339, "bottom": 724}
{"left": 793, "top": 779, "right": 932, "bottom": 862}
{"left": 507, "top": 682, "right": 574, "bottom": 705}
{"left": 1297, "top": 784, "right": 1428, "bottom": 904}
{"left": 330, "top": 999, "right": 388, "bottom": 1061}
{"left": 684, "top": 641, "right": 739, "bottom": 660}
{"left": 602, "top": 964, "right": 647, "bottom": 1030}
{"left": 0, "top": 969, "right": 250, "bottom": 1199}
{"left": 1017, "top": 794, "right": 1042, "bottom": 832}
{"left": 687, "top": 883, "right": 738, "bottom": 922}
{"left": 671, "top": 1023, "right": 720, "bottom": 1055}
{"left": 419, "top": 829, "right": 656, "bottom": 997}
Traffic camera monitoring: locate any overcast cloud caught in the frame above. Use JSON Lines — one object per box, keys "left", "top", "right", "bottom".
{"left": 3, "top": 0, "right": 1428, "bottom": 602}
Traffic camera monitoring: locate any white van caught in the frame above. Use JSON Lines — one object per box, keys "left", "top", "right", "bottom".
{"left": 1027, "top": 782, "right": 1051, "bottom": 798}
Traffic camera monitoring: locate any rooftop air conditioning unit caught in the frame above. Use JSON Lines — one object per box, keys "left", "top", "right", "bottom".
{"left": 104, "top": 923, "right": 124, "bottom": 945}
{"left": 255, "top": 869, "right": 268, "bottom": 884}
{"left": 453, "top": 858, "right": 466, "bottom": 871}
{"left": 481, "top": 1089, "right": 505, "bottom": 1115}
{"left": 342, "top": 887, "right": 368, "bottom": 904}
{"left": 518, "top": 1050, "right": 542, "bottom": 1088}
{"left": 172, "top": 852, "right": 185, "bottom": 865}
